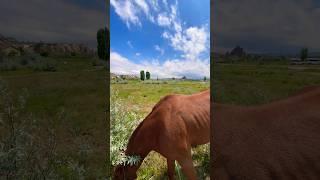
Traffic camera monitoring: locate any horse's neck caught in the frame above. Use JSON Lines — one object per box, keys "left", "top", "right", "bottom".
{"left": 126, "top": 121, "right": 154, "bottom": 163}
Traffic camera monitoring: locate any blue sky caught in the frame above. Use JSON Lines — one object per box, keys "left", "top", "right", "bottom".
{"left": 110, "top": 0, "right": 210, "bottom": 79}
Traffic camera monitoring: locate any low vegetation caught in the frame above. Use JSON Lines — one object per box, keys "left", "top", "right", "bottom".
{"left": 213, "top": 60, "right": 320, "bottom": 105}
{"left": 0, "top": 53, "right": 107, "bottom": 178}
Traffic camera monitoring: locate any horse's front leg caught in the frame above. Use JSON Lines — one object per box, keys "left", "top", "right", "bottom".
{"left": 167, "top": 159, "right": 175, "bottom": 180}
{"left": 176, "top": 148, "right": 197, "bottom": 180}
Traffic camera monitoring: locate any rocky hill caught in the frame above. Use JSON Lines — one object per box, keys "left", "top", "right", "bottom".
{"left": 0, "top": 34, "right": 20, "bottom": 49}
{"left": 0, "top": 34, "right": 95, "bottom": 57}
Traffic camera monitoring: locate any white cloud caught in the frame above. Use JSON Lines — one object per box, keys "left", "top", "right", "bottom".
{"left": 158, "top": 2, "right": 209, "bottom": 60}
{"left": 163, "top": 25, "right": 208, "bottom": 60}
{"left": 111, "top": 51, "right": 209, "bottom": 79}
{"left": 135, "top": 52, "right": 141, "bottom": 56}
{"left": 162, "top": 31, "right": 170, "bottom": 39}
{"left": 157, "top": 13, "right": 171, "bottom": 26}
{"left": 154, "top": 45, "right": 165, "bottom": 55}
{"left": 134, "top": 0, "right": 149, "bottom": 15}
{"left": 110, "top": 0, "right": 153, "bottom": 28}
{"left": 149, "top": 0, "right": 159, "bottom": 11}
{"left": 127, "top": 41, "right": 133, "bottom": 48}
{"left": 110, "top": 0, "right": 140, "bottom": 27}
{"left": 111, "top": 51, "right": 143, "bottom": 75}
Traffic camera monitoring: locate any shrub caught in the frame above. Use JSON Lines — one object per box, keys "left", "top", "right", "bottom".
{"left": 40, "top": 52, "right": 49, "bottom": 57}
{"left": 7, "top": 49, "right": 19, "bottom": 57}
{"left": 31, "top": 58, "right": 57, "bottom": 72}
{"left": 110, "top": 89, "right": 142, "bottom": 167}
{"left": 0, "top": 80, "right": 60, "bottom": 179}
{"left": 0, "top": 57, "right": 19, "bottom": 71}
{"left": 91, "top": 58, "right": 107, "bottom": 67}
{"left": 20, "top": 58, "right": 28, "bottom": 66}
{"left": 0, "top": 80, "right": 93, "bottom": 179}
{"left": 42, "top": 62, "right": 57, "bottom": 72}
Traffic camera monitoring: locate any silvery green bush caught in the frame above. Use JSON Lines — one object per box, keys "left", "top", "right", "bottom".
{"left": 110, "top": 89, "right": 142, "bottom": 166}
{"left": 0, "top": 79, "right": 91, "bottom": 179}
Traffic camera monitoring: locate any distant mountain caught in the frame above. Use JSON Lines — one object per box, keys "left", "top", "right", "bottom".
{"left": 0, "top": 34, "right": 19, "bottom": 49}
{"left": 0, "top": 33, "right": 95, "bottom": 57}
{"left": 32, "top": 42, "right": 94, "bottom": 56}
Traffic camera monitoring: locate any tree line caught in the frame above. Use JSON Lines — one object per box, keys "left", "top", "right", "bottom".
{"left": 140, "top": 70, "right": 150, "bottom": 81}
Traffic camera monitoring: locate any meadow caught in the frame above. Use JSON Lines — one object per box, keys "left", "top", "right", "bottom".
{"left": 212, "top": 60, "right": 320, "bottom": 105}
{"left": 111, "top": 79, "right": 210, "bottom": 179}
{"left": 0, "top": 55, "right": 107, "bottom": 179}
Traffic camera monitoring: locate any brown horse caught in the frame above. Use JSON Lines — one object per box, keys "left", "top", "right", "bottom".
{"left": 113, "top": 90, "right": 210, "bottom": 180}
{"left": 211, "top": 86, "right": 320, "bottom": 179}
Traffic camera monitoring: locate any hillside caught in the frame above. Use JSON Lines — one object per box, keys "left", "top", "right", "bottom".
{"left": 0, "top": 33, "right": 95, "bottom": 57}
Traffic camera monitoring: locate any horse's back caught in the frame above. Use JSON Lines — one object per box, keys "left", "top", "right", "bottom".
{"left": 212, "top": 87, "right": 320, "bottom": 179}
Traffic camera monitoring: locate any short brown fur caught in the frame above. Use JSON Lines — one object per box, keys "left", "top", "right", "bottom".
{"left": 212, "top": 86, "right": 320, "bottom": 180}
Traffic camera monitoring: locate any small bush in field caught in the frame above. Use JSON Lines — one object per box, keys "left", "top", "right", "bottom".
{"left": 0, "top": 53, "right": 58, "bottom": 72}
{"left": 110, "top": 89, "right": 142, "bottom": 167}
{"left": 40, "top": 52, "right": 49, "bottom": 57}
{"left": 0, "top": 80, "right": 59, "bottom": 179}
{"left": 91, "top": 58, "right": 107, "bottom": 67}
{"left": 31, "top": 58, "right": 57, "bottom": 72}
{"left": 42, "top": 62, "right": 57, "bottom": 71}
{"left": 0, "top": 57, "right": 19, "bottom": 71}
{"left": 20, "top": 58, "right": 28, "bottom": 66}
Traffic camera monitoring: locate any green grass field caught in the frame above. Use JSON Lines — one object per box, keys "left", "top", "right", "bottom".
{"left": 3, "top": 55, "right": 319, "bottom": 179}
{"left": 0, "top": 56, "right": 107, "bottom": 178}
{"left": 111, "top": 79, "right": 210, "bottom": 179}
{"left": 213, "top": 61, "right": 320, "bottom": 105}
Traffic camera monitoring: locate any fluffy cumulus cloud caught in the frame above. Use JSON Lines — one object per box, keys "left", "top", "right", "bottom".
{"left": 157, "top": 13, "right": 171, "bottom": 26}
{"left": 163, "top": 26, "right": 208, "bottom": 60}
{"left": 111, "top": 0, "right": 210, "bottom": 79}
{"left": 110, "top": 0, "right": 157, "bottom": 27}
{"left": 159, "top": 2, "right": 209, "bottom": 61}
{"left": 110, "top": 0, "right": 141, "bottom": 27}
{"left": 111, "top": 51, "right": 209, "bottom": 79}
{"left": 135, "top": 0, "right": 149, "bottom": 15}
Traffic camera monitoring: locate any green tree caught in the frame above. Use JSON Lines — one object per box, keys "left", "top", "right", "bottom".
{"left": 146, "top": 71, "right": 150, "bottom": 80}
{"left": 203, "top": 76, "right": 207, "bottom": 81}
{"left": 140, "top": 70, "right": 145, "bottom": 81}
{"left": 106, "top": 27, "right": 110, "bottom": 60}
{"left": 300, "top": 48, "right": 308, "bottom": 61}
{"left": 97, "top": 28, "right": 109, "bottom": 60}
